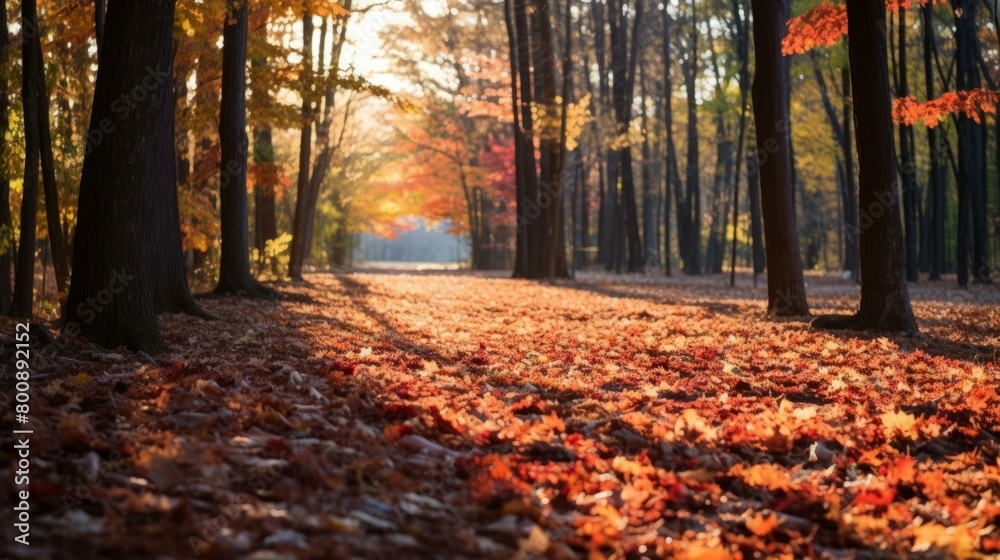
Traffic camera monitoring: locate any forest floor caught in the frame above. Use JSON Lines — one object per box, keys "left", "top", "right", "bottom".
{"left": 2, "top": 271, "right": 999, "bottom": 559}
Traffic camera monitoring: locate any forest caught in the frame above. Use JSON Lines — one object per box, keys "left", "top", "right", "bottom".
{"left": 0, "top": 0, "right": 999, "bottom": 558}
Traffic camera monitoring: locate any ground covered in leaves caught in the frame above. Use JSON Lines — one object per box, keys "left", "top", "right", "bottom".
{"left": 2, "top": 271, "right": 1000, "bottom": 559}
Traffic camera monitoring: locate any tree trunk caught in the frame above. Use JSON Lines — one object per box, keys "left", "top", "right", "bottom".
{"left": 511, "top": 0, "right": 541, "bottom": 278}
{"left": 729, "top": 0, "right": 750, "bottom": 287}
{"left": 814, "top": 0, "right": 916, "bottom": 334}
{"left": 661, "top": 7, "right": 679, "bottom": 277}
{"left": 299, "top": 11, "right": 351, "bottom": 271}
{"left": 594, "top": 0, "right": 617, "bottom": 268}
{"left": 504, "top": 0, "right": 527, "bottom": 277}
{"left": 0, "top": 3, "right": 12, "bottom": 312}
{"left": 897, "top": 8, "right": 919, "bottom": 282}
{"left": 253, "top": 127, "right": 279, "bottom": 260}
{"left": 289, "top": 13, "right": 314, "bottom": 280}
{"left": 215, "top": 0, "right": 276, "bottom": 299}
{"left": 10, "top": 0, "right": 44, "bottom": 319}
{"left": 640, "top": 57, "right": 658, "bottom": 267}
{"left": 66, "top": 0, "right": 198, "bottom": 352}
{"left": 609, "top": 0, "right": 644, "bottom": 273}
{"left": 682, "top": 0, "right": 701, "bottom": 275}
{"left": 747, "top": 146, "right": 765, "bottom": 278}
{"left": 534, "top": 0, "right": 560, "bottom": 277}
{"left": 95, "top": 0, "right": 106, "bottom": 55}
{"left": 32, "top": 10, "right": 70, "bottom": 296}
{"left": 840, "top": 67, "right": 860, "bottom": 281}
{"left": 955, "top": 0, "right": 989, "bottom": 285}
{"left": 749, "top": 0, "right": 808, "bottom": 316}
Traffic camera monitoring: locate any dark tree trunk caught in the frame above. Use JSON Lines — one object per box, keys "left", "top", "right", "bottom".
{"left": 749, "top": 0, "right": 808, "bottom": 316}
{"left": 214, "top": 0, "right": 276, "bottom": 299}
{"left": 0, "top": 3, "right": 11, "bottom": 312}
{"left": 897, "top": 8, "right": 919, "bottom": 282}
{"left": 66, "top": 0, "right": 201, "bottom": 352}
{"left": 299, "top": 13, "right": 349, "bottom": 273}
{"left": 289, "top": 13, "right": 314, "bottom": 280}
{"left": 553, "top": 0, "right": 573, "bottom": 277}
{"left": 814, "top": 0, "right": 916, "bottom": 334}
{"left": 811, "top": 59, "right": 860, "bottom": 281}
{"left": 840, "top": 67, "right": 860, "bottom": 281}
{"left": 95, "top": 0, "right": 106, "bottom": 55}
{"left": 10, "top": 0, "right": 43, "bottom": 318}
{"left": 682, "top": 0, "right": 701, "bottom": 275}
{"left": 747, "top": 147, "right": 765, "bottom": 277}
{"left": 729, "top": 0, "right": 750, "bottom": 287}
{"left": 955, "top": 0, "right": 989, "bottom": 285}
{"left": 609, "top": 0, "right": 644, "bottom": 273}
{"left": 640, "top": 57, "right": 658, "bottom": 267}
{"left": 594, "top": 0, "right": 617, "bottom": 268}
{"left": 511, "top": 0, "right": 541, "bottom": 278}
{"left": 504, "top": 0, "right": 527, "bottom": 277}
{"left": 534, "top": 0, "right": 563, "bottom": 278}
{"left": 661, "top": 7, "right": 679, "bottom": 277}
{"left": 253, "top": 127, "right": 279, "bottom": 258}
{"left": 779, "top": 0, "right": 797, "bottom": 205}
{"left": 31, "top": 6, "right": 70, "bottom": 296}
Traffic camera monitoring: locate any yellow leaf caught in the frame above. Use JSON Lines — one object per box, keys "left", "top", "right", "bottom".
{"left": 746, "top": 512, "right": 781, "bottom": 537}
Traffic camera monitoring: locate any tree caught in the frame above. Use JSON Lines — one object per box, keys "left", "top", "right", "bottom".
{"left": 661, "top": 6, "right": 680, "bottom": 277}
{"left": 813, "top": 0, "right": 917, "bottom": 334}
{"left": 289, "top": 13, "right": 315, "bottom": 280}
{"left": 0, "top": 2, "right": 11, "bottom": 312}
{"left": 501, "top": 0, "right": 574, "bottom": 277}
{"left": 728, "top": 0, "right": 751, "bottom": 287}
{"left": 288, "top": 4, "right": 352, "bottom": 280}
{"left": 608, "top": 0, "right": 644, "bottom": 273}
{"left": 33, "top": 0, "right": 71, "bottom": 297}
{"left": 215, "top": 0, "right": 278, "bottom": 299}
{"left": 955, "top": 0, "right": 989, "bottom": 285}
{"left": 680, "top": 0, "right": 701, "bottom": 275}
{"left": 749, "top": 0, "right": 809, "bottom": 316}
{"left": 65, "top": 0, "right": 204, "bottom": 353}
{"left": 922, "top": 1, "right": 945, "bottom": 281}
{"left": 10, "top": 0, "right": 44, "bottom": 319}
{"left": 896, "top": 7, "right": 919, "bottom": 282}
{"left": 810, "top": 56, "right": 859, "bottom": 280}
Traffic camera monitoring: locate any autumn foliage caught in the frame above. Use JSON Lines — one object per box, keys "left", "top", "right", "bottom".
{"left": 782, "top": 0, "right": 948, "bottom": 56}
{"left": 781, "top": 2, "right": 847, "bottom": 55}
{"left": 7, "top": 273, "right": 1000, "bottom": 557}
{"left": 893, "top": 88, "right": 1000, "bottom": 128}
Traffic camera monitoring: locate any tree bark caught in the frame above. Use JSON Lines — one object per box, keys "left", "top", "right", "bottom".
{"left": 504, "top": 0, "right": 527, "bottom": 277}
{"left": 289, "top": 13, "right": 314, "bottom": 280}
{"left": 215, "top": 0, "right": 277, "bottom": 299}
{"left": 0, "top": 3, "right": 12, "bottom": 312}
{"left": 594, "top": 0, "right": 617, "bottom": 268}
{"left": 32, "top": 7, "right": 70, "bottom": 296}
{"left": 729, "top": 0, "right": 750, "bottom": 287}
{"left": 10, "top": 0, "right": 43, "bottom": 319}
{"left": 747, "top": 146, "right": 765, "bottom": 278}
{"left": 897, "top": 8, "right": 919, "bottom": 282}
{"left": 609, "top": 0, "right": 644, "bottom": 272}
{"left": 253, "top": 127, "right": 279, "bottom": 258}
{"left": 640, "top": 56, "right": 658, "bottom": 267}
{"left": 682, "top": 0, "right": 701, "bottom": 275}
{"left": 66, "top": 0, "right": 200, "bottom": 352}
{"left": 95, "top": 0, "right": 106, "bottom": 55}
{"left": 749, "top": 0, "right": 808, "bottom": 316}
{"left": 955, "top": 0, "right": 989, "bottom": 285}
{"left": 511, "top": 0, "right": 541, "bottom": 277}
{"left": 661, "top": 7, "right": 680, "bottom": 277}
{"left": 813, "top": 0, "right": 916, "bottom": 334}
